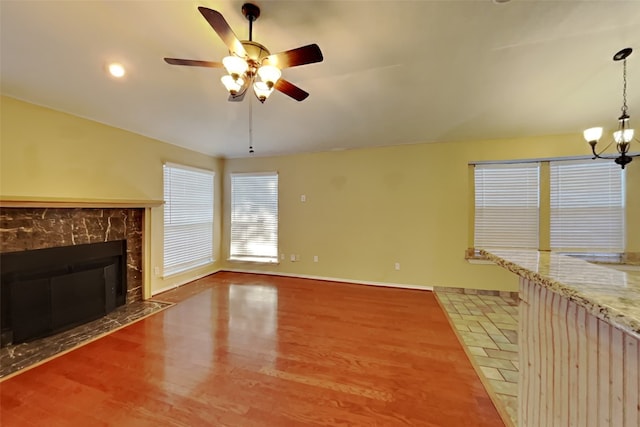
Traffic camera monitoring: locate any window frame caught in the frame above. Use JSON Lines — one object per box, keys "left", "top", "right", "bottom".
{"left": 470, "top": 157, "right": 627, "bottom": 256}
{"left": 229, "top": 171, "right": 279, "bottom": 264}
{"left": 549, "top": 159, "right": 626, "bottom": 253}
{"left": 473, "top": 162, "right": 541, "bottom": 250}
{"left": 162, "top": 162, "right": 215, "bottom": 277}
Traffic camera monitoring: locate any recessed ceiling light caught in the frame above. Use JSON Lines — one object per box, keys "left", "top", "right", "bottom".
{"left": 493, "top": 0, "right": 511, "bottom": 3}
{"left": 108, "top": 63, "right": 125, "bottom": 78}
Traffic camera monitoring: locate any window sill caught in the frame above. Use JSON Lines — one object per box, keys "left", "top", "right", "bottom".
{"left": 600, "top": 264, "right": 640, "bottom": 272}
{"left": 227, "top": 257, "right": 279, "bottom": 265}
{"left": 465, "top": 248, "right": 494, "bottom": 264}
{"left": 562, "top": 253, "right": 640, "bottom": 271}
{"left": 467, "top": 248, "right": 638, "bottom": 268}
{"left": 162, "top": 259, "right": 216, "bottom": 279}
{"left": 560, "top": 252, "right": 624, "bottom": 264}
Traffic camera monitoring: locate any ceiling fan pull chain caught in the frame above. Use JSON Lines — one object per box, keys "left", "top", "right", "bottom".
{"left": 249, "top": 95, "right": 254, "bottom": 154}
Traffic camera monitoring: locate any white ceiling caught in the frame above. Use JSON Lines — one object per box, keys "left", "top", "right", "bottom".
{"left": 2, "top": 0, "right": 640, "bottom": 159}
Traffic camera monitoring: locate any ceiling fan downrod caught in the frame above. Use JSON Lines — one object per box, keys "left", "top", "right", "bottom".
{"left": 241, "top": 3, "right": 260, "bottom": 42}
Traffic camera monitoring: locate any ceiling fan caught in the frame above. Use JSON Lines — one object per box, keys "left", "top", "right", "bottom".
{"left": 164, "top": 3, "right": 323, "bottom": 103}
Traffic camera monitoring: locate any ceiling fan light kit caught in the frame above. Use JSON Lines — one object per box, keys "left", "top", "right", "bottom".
{"left": 222, "top": 56, "right": 248, "bottom": 80}
{"left": 258, "top": 65, "right": 282, "bottom": 89}
{"left": 584, "top": 47, "right": 639, "bottom": 169}
{"left": 221, "top": 74, "right": 244, "bottom": 95}
{"left": 253, "top": 81, "right": 273, "bottom": 102}
{"left": 164, "top": 3, "right": 323, "bottom": 103}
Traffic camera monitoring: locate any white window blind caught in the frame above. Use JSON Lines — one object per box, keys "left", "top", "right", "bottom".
{"left": 163, "top": 163, "right": 214, "bottom": 276}
{"left": 230, "top": 172, "right": 278, "bottom": 262}
{"left": 550, "top": 160, "right": 625, "bottom": 252}
{"left": 474, "top": 163, "right": 540, "bottom": 249}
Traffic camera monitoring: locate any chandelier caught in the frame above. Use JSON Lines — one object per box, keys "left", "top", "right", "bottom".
{"left": 583, "top": 47, "right": 639, "bottom": 169}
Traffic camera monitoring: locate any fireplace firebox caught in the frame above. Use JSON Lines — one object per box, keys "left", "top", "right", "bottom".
{"left": 0, "top": 240, "right": 127, "bottom": 347}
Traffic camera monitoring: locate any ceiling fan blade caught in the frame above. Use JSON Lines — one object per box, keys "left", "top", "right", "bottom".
{"left": 164, "top": 58, "right": 223, "bottom": 68}
{"left": 263, "top": 44, "right": 323, "bottom": 69}
{"left": 198, "top": 7, "right": 247, "bottom": 58}
{"left": 274, "top": 79, "right": 309, "bottom": 101}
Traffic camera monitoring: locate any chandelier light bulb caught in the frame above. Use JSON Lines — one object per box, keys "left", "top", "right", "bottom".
{"left": 583, "top": 127, "right": 603, "bottom": 143}
{"left": 613, "top": 128, "right": 635, "bottom": 144}
{"left": 257, "top": 65, "right": 281, "bottom": 88}
{"left": 222, "top": 56, "right": 248, "bottom": 80}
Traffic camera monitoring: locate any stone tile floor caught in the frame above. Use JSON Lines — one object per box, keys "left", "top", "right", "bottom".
{"left": 435, "top": 288, "right": 519, "bottom": 427}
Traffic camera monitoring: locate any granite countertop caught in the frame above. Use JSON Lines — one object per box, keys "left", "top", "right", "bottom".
{"left": 480, "top": 249, "right": 640, "bottom": 340}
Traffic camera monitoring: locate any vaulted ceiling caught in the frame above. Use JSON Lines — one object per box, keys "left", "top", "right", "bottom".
{"left": 2, "top": 1, "right": 640, "bottom": 158}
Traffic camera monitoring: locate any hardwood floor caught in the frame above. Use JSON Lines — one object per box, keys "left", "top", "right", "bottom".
{"left": 0, "top": 272, "right": 504, "bottom": 426}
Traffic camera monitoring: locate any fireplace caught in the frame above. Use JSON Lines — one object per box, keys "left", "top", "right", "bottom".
{"left": 1, "top": 241, "right": 127, "bottom": 345}
{"left": 0, "top": 207, "right": 144, "bottom": 347}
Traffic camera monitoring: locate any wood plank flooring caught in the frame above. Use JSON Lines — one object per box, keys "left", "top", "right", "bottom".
{"left": 0, "top": 272, "right": 504, "bottom": 426}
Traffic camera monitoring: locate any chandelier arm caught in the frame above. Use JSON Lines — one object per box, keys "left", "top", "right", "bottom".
{"left": 591, "top": 139, "right": 617, "bottom": 159}
{"left": 591, "top": 152, "right": 622, "bottom": 160}
{"left": 591, "top": 137, "right": 640, "bottom": 159}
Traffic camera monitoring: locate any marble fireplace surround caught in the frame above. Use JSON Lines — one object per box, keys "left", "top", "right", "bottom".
{"left": 0, "top": 198, "right": 163, "bottom": 305}
{"left": 0, "top": 206, "right": 146, "bottom": 305}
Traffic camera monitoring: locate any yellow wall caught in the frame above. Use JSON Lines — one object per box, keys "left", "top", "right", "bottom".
{"left": 223, "top": 135, "right": 639, "bottom": 291}
{"left": 627, "top": 162, "right": 640, "bottom": 253}
{"left": 0, "top": 96, "right": 223, "bottom": 295}
{"left": 3, "top": 96, "right": 638, "bottom": 294}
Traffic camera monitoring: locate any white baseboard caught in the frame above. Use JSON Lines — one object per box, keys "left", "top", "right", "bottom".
{"left": 220, "top": 268, "right": 434, "bottom": 292}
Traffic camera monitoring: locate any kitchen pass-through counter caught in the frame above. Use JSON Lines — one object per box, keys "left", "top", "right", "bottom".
{"left": 481, "top": 249, "right": 640, "bottom": 427}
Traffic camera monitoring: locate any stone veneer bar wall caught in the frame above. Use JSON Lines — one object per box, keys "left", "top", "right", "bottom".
{"left": 0, "top": 208, "right": 144, "bottom": 303}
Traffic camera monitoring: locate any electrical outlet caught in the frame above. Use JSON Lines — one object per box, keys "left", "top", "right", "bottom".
{"left": 395, "top": 262, "right": 400, "bottom": 271}
{"left": 300, "top": 194, "right": 306, "bottom": 202}
{"left": 313, "top": 255, "right": 318, "bottom": 263}
{"left": 290, "top": 254, "right": 296, "bottom": 262}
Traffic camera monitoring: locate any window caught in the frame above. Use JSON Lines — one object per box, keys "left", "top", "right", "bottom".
{"left": 472, "top": 159, "right": 627, "bottom": 254}
{"left": 474, "top": 163, "right": 540, "bottom": 249}
{"left": 550, "top": 160, "right": 625, "bottom": 252}
{"left": 163, "top": 163, "right": 214, "bottom": 276}
{"left": 230, "top": 172, "right": 278, "bottom": 262}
